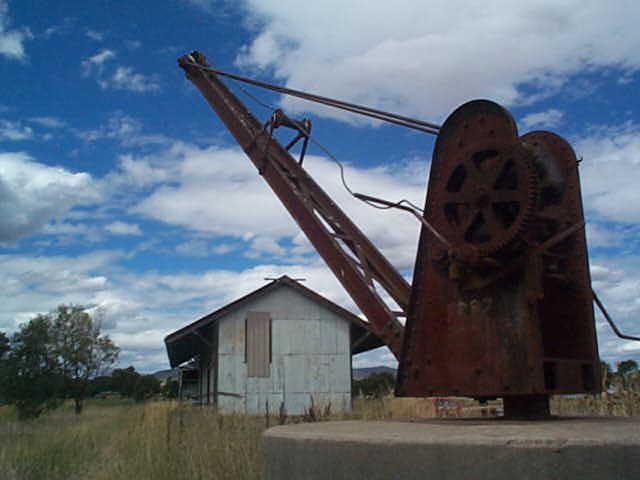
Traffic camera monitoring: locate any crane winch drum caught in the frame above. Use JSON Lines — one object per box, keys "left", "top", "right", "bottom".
{"left": 395, "top": 100, "right": 600, "bottom": 416}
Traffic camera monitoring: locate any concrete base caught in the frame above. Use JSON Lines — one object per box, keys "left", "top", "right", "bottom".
{"left": 264, "top": 418, "right": 640, "bottom": 480}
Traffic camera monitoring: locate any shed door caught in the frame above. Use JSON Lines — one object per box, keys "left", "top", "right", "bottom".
{"left": 246, "top": 311, "right": 271, "bottom": 377}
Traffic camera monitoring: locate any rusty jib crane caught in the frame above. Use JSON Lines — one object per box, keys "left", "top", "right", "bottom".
{"left": 179, "top": 51, "right": 605, "bottom": 418}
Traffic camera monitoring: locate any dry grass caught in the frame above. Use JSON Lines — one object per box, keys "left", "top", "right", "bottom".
{"left": 0, "top": 400, "right": 263, "bottom": 480}
{"left": 551, "top": 391, "right": 640, "bottom": 417}
{"left": 0, "top": 391, "right": 637, "bottom": 479}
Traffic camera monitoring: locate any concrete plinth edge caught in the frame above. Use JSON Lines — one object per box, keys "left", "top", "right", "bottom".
{"left": 263, "top": 418, "right": 640, "bottom": 480}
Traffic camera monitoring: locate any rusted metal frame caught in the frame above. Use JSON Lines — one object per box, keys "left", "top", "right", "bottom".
{"left": 351, "top": 331, "right": 373, "bottom": 353}
{"left": 304, "top": 190, "right": 410, "bottom": 312}
{"left": 259, "top": 149, "right": 405, "bottom": 356}
{"left": 278, "top": 154, "right": 411, "bottom": 312}
{"left": 179, "top": 55, "right": 405, "bottom": 357}
{"left": 269, "top": 155, "right": 395, "bottom": 308}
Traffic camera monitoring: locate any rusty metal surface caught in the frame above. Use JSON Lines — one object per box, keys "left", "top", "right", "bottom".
{"left": 178, "top": 52, "right": 407, "bottom": 357}
{"left": 396, "top": 101, "right": 601, "bottom": 415}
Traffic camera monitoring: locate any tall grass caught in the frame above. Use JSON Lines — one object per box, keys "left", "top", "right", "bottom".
{"left": 0, "top": 400, "right": 263, "bottom": 480}
{"left": 0, "top": 391, "right": 637, "bottom": 480}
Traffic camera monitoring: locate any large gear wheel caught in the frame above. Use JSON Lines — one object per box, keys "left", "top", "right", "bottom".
{"left": 434, "top": 142, "right": 537, "bottom": 255}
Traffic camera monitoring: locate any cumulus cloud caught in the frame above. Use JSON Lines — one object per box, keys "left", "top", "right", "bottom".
{"left": 0, "top": 247, "right": 365, "bottom": 371}
{"left": 521, "top": 109, "right": 564, "bottom": 130}
{"left": 0, "top": 119, "right": 33, "bottom": 141}
{"left": 0, "top": 152, "right": 99, "bottom": 241}
{"left": 131, "top": 141, "right": 425, "bottom": 268}
{"left": 233, "top": 1, "right": 640, "bottom": 122}
{"left": 28, "top": 116, "right": 67, "bottom": 129}
{"left": 576, "top": 122, "right": 640, "bottom": 224}
{"left": 76, "top": 111, "right": 168, "bottom": 146}
{"left": 590, "top": 257, "right": 640, "bottom": 362}
{"left": 81, "top": 48, "right": 116, "bottom": 77}
{"left": 0, "top": 0, "right": 31, "bottom": 61}
{"left": 85, "top": 29, "right": 104, "bottom": 41}
{"left": 105, "top": 221, "right": 142, "bottom": 236}
{"left": 81, "top": 49, "right": 160, "bottom": 93}
{"left": 175, "top": 239, "right": 210, "bottom": 257}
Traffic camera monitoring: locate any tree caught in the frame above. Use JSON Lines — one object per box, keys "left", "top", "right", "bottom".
{"left": 0, "top": 316, "right": 63, "bottom": 418}
{"left": 353, "top": 372, "right": 395, "bottom": 398}
{"left": 133, "top": 374, "right": 161, "bottom": 402}
{"left": 161, "top": 377, "right": 179, "bottom": 399}
{"left": 616, "top": 360, "right": 639, "bottom": 390}
{"left": 616, "top": 359, "right": 638, "bottom": 378}
{"left": 52, "top": 305, "right": 119, "bottom": 414}
{"left": 0, "top": 331, "right": 8, "bottom": 361}
{"left": 601, "top": 361, "right": 614, "bottom": 390}
{"left": 0, "top": 306, "right": 119, "bottom": 418}
{"left": 111, "top": 366, "right": 140, "bottom": 397}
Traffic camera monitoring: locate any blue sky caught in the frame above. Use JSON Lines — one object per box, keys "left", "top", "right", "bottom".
{"left": 1, "top": 0, "right": 639, "bottom": 372}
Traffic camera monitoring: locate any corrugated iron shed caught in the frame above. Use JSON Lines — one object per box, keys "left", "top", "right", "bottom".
{"left": 164, "top": 275, "right": 385, "bottom": 368}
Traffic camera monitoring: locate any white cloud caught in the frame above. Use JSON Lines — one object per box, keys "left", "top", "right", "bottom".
{"left": 105, "top": 221, "right": 142, "bottom": 236}
{"left": 175, "top": 239, "right": 210, "bottom": 256}
{"left": 234, "top": 1, "right": 640, "bottom": 121}
{"left": 81, "top": 48, "right": 116, "bottom": 78}
{"left": 81, "top": 49, "right": 160, "bottom": 93}
{"left": 521, "top": 109, "right": 564, "bottom": 130}
{"left": 28, "top": 116, "right": 67, "bottom": 129}
{"left": 76, "top": 112, "right": 168, "bottom": 146}
{"left": 110, "top": 65, "right": 160, "bottom": 92}
{"left": 246, "top": 236, "right": 286, "bottom": 258}
{"left": 577, "top": 122, "right": 640, "bottom": 224}
{"left": 2, "top": 245, "right": 637, "bottom": 373}
{"left": 0, "top": 152, "right": 99, "bottom": 241}
{"left": 132, "top": 142, "right": 425, "bottom": 269}
{"left": 590, "top": 257, "right": 640, "bottom": 363}
{"left": 0, "top": 1, "right": 31, "bottom": 61}
{"left": 85, "top": 29, "right": 104, "bottom": 41}
{"left": 0, "top": 248, "right": 365, "bottom": 371}
{"left": 0, "top": 119, "right": 33, "bottom": 140}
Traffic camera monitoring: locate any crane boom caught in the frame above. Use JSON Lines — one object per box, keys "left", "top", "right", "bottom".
{"left": 179, "top": 52, "right": 407, "bottom": 357}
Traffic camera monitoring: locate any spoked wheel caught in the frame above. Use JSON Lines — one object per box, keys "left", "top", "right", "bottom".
{"left": 436, "top": 143, "right": 536, "bottom": 255}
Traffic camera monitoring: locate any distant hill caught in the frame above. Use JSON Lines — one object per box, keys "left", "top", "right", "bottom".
{"left": 152, "top": 368, "right": 180, "bottom": 382}
{"left": 353, "top": 366, "right": 397, "bottom": 380}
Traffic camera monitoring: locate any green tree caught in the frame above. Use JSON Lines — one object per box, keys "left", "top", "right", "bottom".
{"left": 601, "top": 361, "right": 613, "bottom": 390}
{"left": 52, "top": 305, "right": 119, "bottom": 414}
{"left": 161, "top": 377, "right": 179, "bottom": 399}
{"left": 133, "top": 374, "right": 161, "bottom": 402}
{"left": 353, "top": 372, "right": 395, "bottom": 398}
{"left": 1, "top": 316, "right": 63, "bottom": 418}
{"left": 111, "top": 366, "right": 140, "bottom": 397}
{"left": 0, "top": 331, "right": 8, "bottom": 361}
{"left": 0, "top": 306, "right": 119, "bottom": 418}
{"left": 616, "top": 359, "right": 639, "bottom": 390}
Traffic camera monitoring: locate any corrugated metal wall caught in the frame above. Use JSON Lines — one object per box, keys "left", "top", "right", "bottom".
{"left": 215, "top": 286, "right": 352, "bottom": 415}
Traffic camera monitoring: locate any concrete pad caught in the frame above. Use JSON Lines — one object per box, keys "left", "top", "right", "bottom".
{"left": 264, "top": 418, "right": 640, "bottom": 479}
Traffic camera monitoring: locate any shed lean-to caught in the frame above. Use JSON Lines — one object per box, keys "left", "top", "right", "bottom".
{"left": 164, "top": 275, "right": 384, "bottom": 415}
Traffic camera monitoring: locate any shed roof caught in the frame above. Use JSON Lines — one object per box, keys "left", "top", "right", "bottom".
{"left": 164, "top": 275, "right": 385, "bottom": 367}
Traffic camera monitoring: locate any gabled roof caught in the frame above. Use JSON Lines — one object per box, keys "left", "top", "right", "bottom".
{"left": 164, "top": 275, "right": 385, "bottom": 367}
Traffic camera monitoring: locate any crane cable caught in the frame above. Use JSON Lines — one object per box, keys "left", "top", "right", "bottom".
{"left": 181, "top": 59, "right": 441, "bottom": 135}
{"left": 204, "top": 62, "right": 453, "bottom": 247}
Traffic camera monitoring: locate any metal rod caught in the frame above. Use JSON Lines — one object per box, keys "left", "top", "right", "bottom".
{"left": 593, "top": 290, "right": 640, "bottom": 341}
{"left": 181, "top": 57, "right": 441, "bottom": 135}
